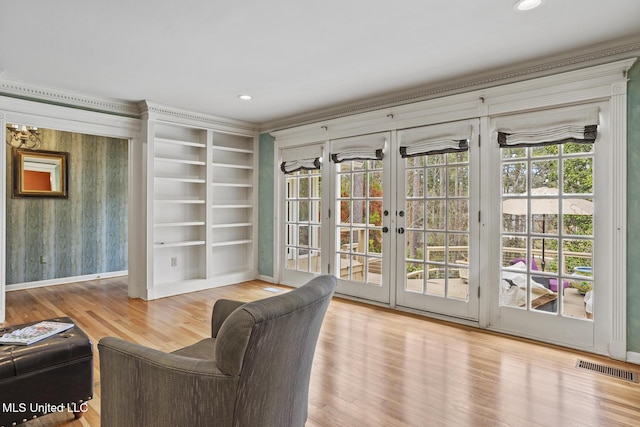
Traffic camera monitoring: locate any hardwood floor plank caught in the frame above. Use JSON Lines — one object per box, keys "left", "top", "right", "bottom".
{"left": 2, "top": 276, "right": 640, "bottom": 426}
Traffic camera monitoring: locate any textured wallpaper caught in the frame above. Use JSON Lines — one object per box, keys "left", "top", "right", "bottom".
{"left": 5, "top": 129, "right": 128, "bottom": 284}
{"left": 258, "top": 133, "right": 275, "bottom": 278}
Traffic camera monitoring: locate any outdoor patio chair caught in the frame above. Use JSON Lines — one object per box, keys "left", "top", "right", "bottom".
{"left": 511, "top": 258, "right": 570, "bottom": 293}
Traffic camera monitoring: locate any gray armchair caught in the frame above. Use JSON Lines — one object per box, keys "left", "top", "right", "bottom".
{"left": 98, "top": 275, "right": 336, "bottom": 427}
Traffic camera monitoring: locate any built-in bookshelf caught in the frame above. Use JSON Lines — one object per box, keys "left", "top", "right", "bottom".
{"left": 211, "top": 133, "right": 255, "bottom": 276}
{"left": 141, "top": 105, "right": 257, "bottom": 300}
{"left": 152, "top": 123, "right": 208, "bottom": 287}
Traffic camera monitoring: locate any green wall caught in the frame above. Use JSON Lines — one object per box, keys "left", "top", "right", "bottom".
{"left": 627, "top": 61, "right": 640, "bottom": 352}
{"left": 6, "top": 129, "right": 128, "bottom": 284}
{"left": 257, "top": 133, "right": 275, "bottom": 278}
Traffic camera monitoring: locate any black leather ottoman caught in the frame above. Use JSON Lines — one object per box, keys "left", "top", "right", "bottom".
{"left": 0, "top": 317, "right": 93, "bottom": 426}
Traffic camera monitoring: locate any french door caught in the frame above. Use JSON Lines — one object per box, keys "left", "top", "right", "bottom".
{"left": 488, "top": 104, "right": 608, "bottom": 348}
{"left": 280, "top": 145, "right": 325, "bottom": 285}
{"left": 394, "top": 120, "right": 480, "bottom": 320}
{"left": 329, "top": 133, "right": 392, "bottom": 303}
{"left": 278, "top": 106, "right": 607, "bottom": 346}
{"left": 326, "top": 122, "right": 481, "bottom": 320}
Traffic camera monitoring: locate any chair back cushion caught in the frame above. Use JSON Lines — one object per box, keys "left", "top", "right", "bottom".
{"left": 215, "top": 275, "right": 336, "bottom": 427}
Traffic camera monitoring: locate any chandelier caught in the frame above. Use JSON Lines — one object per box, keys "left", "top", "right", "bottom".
{"left": 6, "top": 124, "right": 42, "bottom": 149}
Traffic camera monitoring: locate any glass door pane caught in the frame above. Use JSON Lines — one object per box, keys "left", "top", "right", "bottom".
{"left": 336, "top": 159, "right": 384, "bottom": 285}
{"left": 500, "top": 142, "right": 594, "bottom": 320}
{"left": 404, "top": 153, "right": 469, "bottom": 296}
{"left": 285, "top": 169, "right": 322, "bottom": 275}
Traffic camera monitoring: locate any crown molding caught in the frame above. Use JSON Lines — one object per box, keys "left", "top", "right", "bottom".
{"left": 0, "top": 79, "right": 140, "bottom": 118}
{"left": 0, "top": 82, "right": 258, "bottom": 135}
{"left": 260, "top": 34, "right": 640, "bottom": 133}
{"left": 140, "top": 101, "right": 258, "bottom": 136}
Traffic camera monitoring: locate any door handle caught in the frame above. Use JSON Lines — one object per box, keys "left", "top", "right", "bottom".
{"left": 382, "top": 226, "right": 389, "bottom": 233}
{"left": 397, "top": 227, "right": 405, "bottom": 234}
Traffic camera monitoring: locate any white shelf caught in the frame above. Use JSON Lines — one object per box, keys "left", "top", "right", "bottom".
{"left": 211, "top": 182, "right": 252, "bottom": 188}
{"left": 211, "top": 222, "right": 252, "bottom": 229}
{"left": 155, "top": 240, "right": 206, "bottom": 248}
{"left": 212, "top": 162, "right": 253, "bottom": 170}
{"left": 211, "top": 131, "right": 254, "bottom": 261}
{"left": 211, "top": 239, "right": 253, "bottom": 247}
{"left": 155, "top": 137, "right": 206, "bottom": 148}
{"left": 156, "top": 176, "right": 206, "bottom": 184}
{"left": 155, "top": 222, "right": 206, "bottom": 227}
{"left": 212, "top": 145, "right": 253, "bottom": 154}
{"left": 155, "top": 199, "right": 205, "bottom": 204}
{"left": 212, "top": 203, "right": 252, "bottom": 209}
{"left": 155, "top": 157, "right": 206, "bottom": 166}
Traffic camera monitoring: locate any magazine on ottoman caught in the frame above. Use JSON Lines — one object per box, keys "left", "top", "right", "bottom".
{"left": 0, "top": 320, "right": 75, "bottom": 345}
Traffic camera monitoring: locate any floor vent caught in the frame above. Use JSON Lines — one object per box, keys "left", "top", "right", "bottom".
{"left": 576, "top": 359, "right": 639, "bottom": 383}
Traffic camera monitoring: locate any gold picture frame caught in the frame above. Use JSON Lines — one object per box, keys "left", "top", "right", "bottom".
{"left": 13, "top": 148, "right": 69, "bottom": 198}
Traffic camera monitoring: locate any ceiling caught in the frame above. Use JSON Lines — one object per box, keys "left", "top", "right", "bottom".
{"left": 1, "top": 0, "right": 640, "bottom": 127}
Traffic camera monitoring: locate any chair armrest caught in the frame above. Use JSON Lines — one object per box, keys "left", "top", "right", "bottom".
{"left": 99, "top": 336, "right": 224, "bottom": 375}
{"left": 98, "top": 337, "right": 238, "bottom": 426}
{"left": 211, "top": 299, "right": 246, "bottom": 337}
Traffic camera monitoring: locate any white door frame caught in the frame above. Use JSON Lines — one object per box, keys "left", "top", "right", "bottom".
{"left": 486, "top": 101, "right": 609, "bottom": 350}
{"left": 477, "top": 63, "right": 631, "bottom": 358}
{"left": 0, "top": 95, "right": 140, "bottom": 323}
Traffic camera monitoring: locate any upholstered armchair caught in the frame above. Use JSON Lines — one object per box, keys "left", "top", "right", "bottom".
{"left": 98, "top": 275, "right": 336, "bottom": 427}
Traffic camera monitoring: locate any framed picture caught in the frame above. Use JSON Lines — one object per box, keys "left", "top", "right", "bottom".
{"left": 13, "top": 148, "right": 69, "bottom": 198}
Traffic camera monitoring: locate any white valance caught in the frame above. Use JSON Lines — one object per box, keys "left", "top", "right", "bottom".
{"left": 330, "top": 133, "right": 386, "bottom": 163}
{"left": 399, "top": 124, "right": 471, "bottom": 158}
{"left": 496, "top": 107, "right": 599, "bottom": 147}
{"left": 280, "top": 145, "right": 323, "bottom": 174}
{"left": 280, "top": 158, "right": 320, "bottom": 174}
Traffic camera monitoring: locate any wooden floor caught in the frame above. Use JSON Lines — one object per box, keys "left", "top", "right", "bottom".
{"left": 3, "top": 276, "right": 640, "bottom": 427}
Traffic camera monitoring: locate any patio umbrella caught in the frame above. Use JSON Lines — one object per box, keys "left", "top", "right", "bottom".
{"left": 502, "top": 187, "right": 593, "bottom": 270}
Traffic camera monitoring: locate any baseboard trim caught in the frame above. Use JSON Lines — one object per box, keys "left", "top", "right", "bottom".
{"left": 626, "top": 351, "right": 640, "bottom": 365}
{"left": 6, "top": 271, "right": 128, "bottom": 291}
{"left": 256, "top": 274, "right": 275, "bottom": 283}
{"left": 145, "top": 271, "right": 256, "bottom": 300}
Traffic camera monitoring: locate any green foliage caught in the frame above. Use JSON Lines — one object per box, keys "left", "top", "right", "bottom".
{"left": 338, "top": 161, "right": 384, "bottom": 253}
{"left": 501, "top": 143, "right": 594, "bottom": 272}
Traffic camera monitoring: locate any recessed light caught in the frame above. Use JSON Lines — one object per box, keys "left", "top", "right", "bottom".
{"left": 514, "top": 0, "right": 543, "bottom": 11}
{"left": 238, "top": 94, "right": 252, "bottom": 101}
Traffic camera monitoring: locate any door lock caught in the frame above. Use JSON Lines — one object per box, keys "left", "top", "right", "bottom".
{"left": 397, "top": 227, "right": 405, "bottom": 234}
